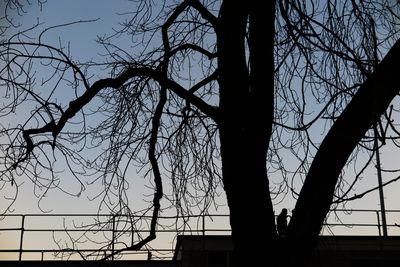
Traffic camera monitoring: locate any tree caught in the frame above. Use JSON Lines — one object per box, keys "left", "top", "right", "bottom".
{"left": 1, "top": 0, "right": 400, "bottom": 266}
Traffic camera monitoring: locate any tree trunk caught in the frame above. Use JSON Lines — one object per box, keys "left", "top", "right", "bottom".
{"left": 219, "top": 132, "right": 278, "bottom": 267}
{"left": 217, "top": 1, "right": 400, "bottom": 266}
{"left": 217, "top": 1, "right": 278, "bottom": 266}
{"left": 287, "top": 38, "right": 400, "bottom": 267}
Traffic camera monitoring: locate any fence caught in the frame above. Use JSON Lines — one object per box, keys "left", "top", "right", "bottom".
{"left": 0, "top": 209, "right": 399, "bottom": 261}
{"left": 0, "top": 213, "right": 231, "bottom": 261}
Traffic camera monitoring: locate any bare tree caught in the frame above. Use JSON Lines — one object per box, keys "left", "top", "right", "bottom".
{"left": 1, "top": 0, "right": 400, "bottom": 266}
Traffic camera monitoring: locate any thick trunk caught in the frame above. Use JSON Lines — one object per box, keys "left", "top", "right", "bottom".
{"left": 288, "top": 39, "right": 400, "bottom": 267}
{"left": 219, "top": 132, "right": 278, "bottom": 266}
{"left": 217, "top": 0, "right": 400, "bottom": 266}
{"left": 217, "top": 1, "right": 400, "bottom": 266}
{"left": 217, "top": 1, "right": 277, "bottom": 266}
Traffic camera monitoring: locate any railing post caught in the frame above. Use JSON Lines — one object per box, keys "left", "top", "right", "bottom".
{"left": 374, "top": 126, "right": 388, "bottom": 237}
{"left": 202, "top": 214, "right": 205, "bottom": 236}
{"left": 19, "top": 215, "right": 25, "bottom": 261}
{"left": 112, "top": 215, "right": 116, "bottom": 261}
{"left": 376, "top": 211, "right": 382, "bottom": 237}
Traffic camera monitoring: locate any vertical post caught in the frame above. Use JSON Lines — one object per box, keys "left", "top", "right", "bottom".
{"left": 374, "top": 126, "right": 388, "bottom": 236}
{"left": 202, "top": 214, "right": 205, "bottom": 236}
{"left": 19, "top": 215, "right": 25, "bottom": 261}
{"left": 201, "top": 214, "right": 206, "bottom": 267}
{"left": 376, "top": 210, "right": 382, "bottom": 237}
{"left": 112, "top": 215, "right": 116, "bottom": 261}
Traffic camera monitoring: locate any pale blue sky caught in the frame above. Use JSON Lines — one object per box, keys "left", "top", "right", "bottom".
{"left": 1, "top": 1, "right": 400, "bottom": 260}
{"left": 1, "top": 0, "right": 400, "bottom": 222}
{"left": 0, "top": 0, "right": 400, "bottom": 220}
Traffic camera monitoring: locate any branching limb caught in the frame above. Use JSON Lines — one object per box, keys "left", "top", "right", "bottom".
{"left": 334, "top": 175, "right": 400, "bottom": 203}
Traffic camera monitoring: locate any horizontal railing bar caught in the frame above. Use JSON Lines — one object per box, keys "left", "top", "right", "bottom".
{"left": 0, "top": 213, "right": 231, "bottom": 218}
{"left": 2, "top": 209, "right": 399, "bottom": 217}
{"left": 0, "top": 229, "right": 190, "bottom": 232}
{"left": 0, "top": 229, "right": 230, "bottom": 232}
{"left": 329, "top": 209, "right": 400, "bottom": 212}
{"left": 4, "top": 225, "right": 399, "bottom": 232}
{"left": 324, "top": 224, "right": 386, "bottom": 227}
{"left": 0, "top": 249, "right": 174, "bottom": 253}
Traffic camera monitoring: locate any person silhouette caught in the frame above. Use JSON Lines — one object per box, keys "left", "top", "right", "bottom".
{"left": 277, "top": 208, "right": 288, "bottom": 237}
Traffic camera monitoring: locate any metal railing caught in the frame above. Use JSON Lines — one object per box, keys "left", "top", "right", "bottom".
{"left": 0, "top": 213, "right": 231, "bottom": 261}
{"left": 0, "top": 209, "right": 399, "bottom": 261}
{"left": 321, "top": 209, "right": 400, "bottom": 236}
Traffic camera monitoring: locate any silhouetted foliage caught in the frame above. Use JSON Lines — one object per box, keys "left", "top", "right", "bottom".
{"left": 1, "top": 0, "right": 400, "bottom": 266}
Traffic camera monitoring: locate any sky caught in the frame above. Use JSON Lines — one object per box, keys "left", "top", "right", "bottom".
{"left": 0, "top": 0, "right": 228, "bottom": 260}
{"left": 0, "top": 0, "right": 137, "bottom": 214}
{"left": 1, "top": 0, "right": 400, "bottom": 261}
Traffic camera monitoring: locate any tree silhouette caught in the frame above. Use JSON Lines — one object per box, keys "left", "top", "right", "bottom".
{"left": 1, "top": 0, "right": 400, "bottom": 266}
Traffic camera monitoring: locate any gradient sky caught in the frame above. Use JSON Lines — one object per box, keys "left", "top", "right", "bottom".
{"left": 1, "top": 0, "right": 400, "bottom": 260}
